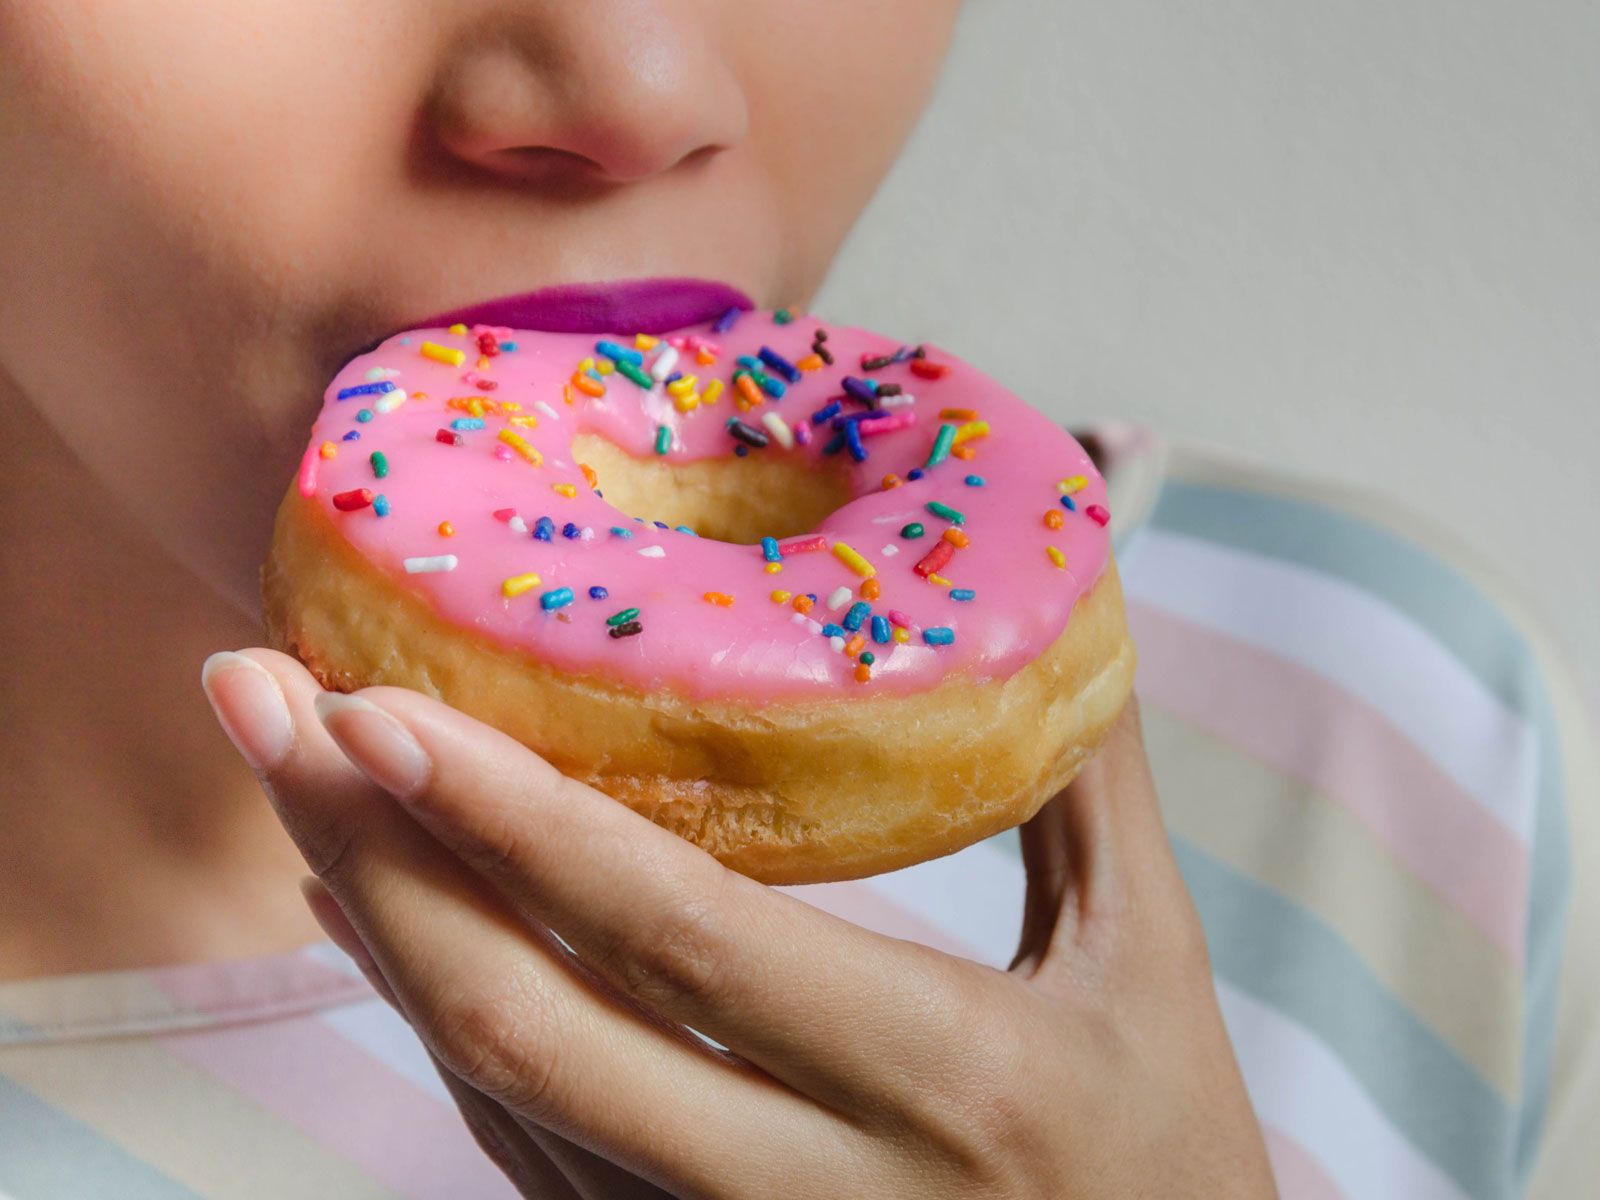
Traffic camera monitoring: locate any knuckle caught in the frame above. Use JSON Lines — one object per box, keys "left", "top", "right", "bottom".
{"left": 589, "top": 873, "right": 732, "bottom": 1013}
{"left": 427, "top": 970, "right": 564, "bottom": 1121}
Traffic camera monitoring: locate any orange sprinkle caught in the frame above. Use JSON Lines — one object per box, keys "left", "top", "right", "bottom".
{"left": 476, "top": 355, "right": 491, "bottom": 371}
{"left": 1047, "top": 546, "right": 1067, "bottom": 569}
{"left": 1044, "top": 509, "right": 1065, "bottom": 529}
{"left": 860, "top": 577, "right": 882, "bottom": 600}
{"left": 696, "top": 347, "right": 716, "bottom": 366}
{"left": 796, "top": 354, "right": 824, "bottom": 371}
{"left": 952, "top": 444, "right": 977, "bottom": 460}
{"left": 552, "top": 482, "right": 577, "bottom": 498}
{"left": 880, "top": 473, "right": 903, "bottom": 490}
{"left": 572, "top": 373, "right": 605, "bottom": 398}
{"left": 939, "top": 408, "right": 978, "bottom": 421}
{"left": 437, "top": 521, "right": 455, "bottom": 537}
{"left": 845, "top": 634, "right": 866, "bottom": 657}
{"left": 942, "top": 528, "right": 970, "bottom": 547}
{"left": 792, "top": 595, "right": 814, "bottom": 614}
{"left": 734, "top": 374, "right": 763, "bottom": 407}
{"left": 703, "top": 591, "right": 735, "bottom": 607}
{"left": 562, "top": 384, "right": 577, "bottom": 405}
{"left": 764, "top": 562, "right": 783, "bottom": 574}
{"left": 854, "top": 662, "right": 872, "bottom": 683}
{"left": 318, "top": 440, "right": 338, "bottom": 459}
{"left": 579, "top": 462, "right": 598, "bottom": 489}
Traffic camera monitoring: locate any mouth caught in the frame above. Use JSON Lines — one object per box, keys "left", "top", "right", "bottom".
{"left": 411, "top": 277, "right": 755, "bottom": 338}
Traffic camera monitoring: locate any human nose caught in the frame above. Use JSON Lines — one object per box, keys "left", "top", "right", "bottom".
{"left": 424, "top": 1, "right": 749, "bottom": 186}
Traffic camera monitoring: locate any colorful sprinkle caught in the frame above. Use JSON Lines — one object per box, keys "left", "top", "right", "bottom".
{"left": 609, "top": 525, "right": 632, "bottom": 538}
{"left": 638, "top": 545, "right": 666, "bottom": 558}
{"left": 860, "top": 577, "right": 881, "bottom": 600}
{"left": 616, "top": 360, "right": 655, "bottom": 389}
{"left": 950, "top": 588, "right": 976, "bottom": 601}
{"left": 553, "top": 482, "right": 577, "bottom": 498}
{"left": 922, "top": 627, "right": 955, "bottom": 646}
{"left": 1086, "top": 504, "right": 1110, "bottom": 526}
{"left": 727, "top": 418, "right": 769, "bottom": 448}
{"left": 826, "top": 586, "right": 853, "bottom": 611}
{"left": 438, "top": 521, "right": 455, "bottom": 536}
{"left": 703, "top": 379, "right": 724, "bottom": 405}
{"left": 914, "top": 540, "right": 954, "bottom": 579}
{"left": 332, "top": 488, "right": 373, "bottom": 511}
{"left": 654, "top": 424, "right": 672, "bottom": 455}
{"left": 1059, "top": 494, "right": 1077, "bottom": 512}
{"left": 608, "top": 620, "right": 643, "bottom": 639}
{"left": 770, "top": 589, "right": 792, "bottom": 603}
{"left": 761, "top": 537, "right": 782, "bottom": 562}
{"left": 588, "top": 586, "right": 609, "bottom": 600}
{"left": 561, "top": 522, "right": 580, "bottom": 539}
{"left": 942, "top": 528, "right": 970, "bottom": 547}
{"left": 1044, "top": 509, "right": 1065, "bottom": 529}
{"left": 606, "top": 607, "right": 641, "bottom": 627}
{"left": 712, "top": 306, "right": 743, "bottom": 334}
{"left": 533, "top": 516, "right": 555, "bottom": 541}
{"left": 911, "top": 359, "right": 950, "bottom": 380}
{"left": 703, "top": 591, "right": 735, "bottom": 606}
{"left": 900, "top": 523, "right": 925, "bottom": 539}
{"left": 870, "top": 615, "right": 892, "bottom": 644}
{"left": 831, "top": 542, "right": 876, "bottom": 578}
{"left": 925, "top": 501, "right": 965, "bottom": 525}
{"left": 370, "top": 451, "right": 389, "bottom": 479}
{"left": 450, "top": 417, "right": 484, "bottom": 432}
{"left": 842, "top": 601, "right": 871, "bottom": 632}
{"left": 498, "top": 429, "right": 542, "bottom": 465}
{"left": 964, "top": 474, "right": 985, "bottom": 487}
{"left": 539, "top": 587, "right": 575, "bottom": 611}
{"left": 595, "top": 340, "right": 643, "bottom": 366}
{"left": 778, "top": 535, "right": 828, "bottom": 555}
{"left": 1059, "top": 475, "right": 1088, "bottom": 494}
{"left": 761, "top": 411, "right": 795, "bottom": 449}
{"left": 501, "top": 572, "right": 542, "bottom": 598}
{"left": 925, "top": 423, "right": 956, "bottom": 467}
{"left": 951, "top": 420, "right": 989, "bottom": 446}
{"left": 1047, "top": 546, "right": 1067, "bottom": 569}
{"left": 420, "top": 341, "right": 465, "bottom": 367}
{"left": 403, "top": 555, "right": 458, "bottom": 574}
{"left": 319, "top": 441, "right": 339, "bottom": 459}
{"left": 436, "top": 428, "right": 464, "bottom": 446}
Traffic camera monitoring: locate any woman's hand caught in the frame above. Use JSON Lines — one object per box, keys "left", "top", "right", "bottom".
{"left": 202, "top": 648, "right": 1277, "bottom": 1199}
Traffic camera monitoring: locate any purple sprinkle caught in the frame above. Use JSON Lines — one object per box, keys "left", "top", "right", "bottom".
{"left": 712, "top": 306, "right": 743, "bottom": 334}
{"left": 589, "top": 585, "right": 609, "bottom": 599}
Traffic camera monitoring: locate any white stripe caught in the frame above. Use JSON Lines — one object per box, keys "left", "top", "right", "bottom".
{"left": 1217, "top": 981, "right": 1470, "bottom": 1200}
{"left": 1120, "top": 528, "right": 1538, "bottom": 844}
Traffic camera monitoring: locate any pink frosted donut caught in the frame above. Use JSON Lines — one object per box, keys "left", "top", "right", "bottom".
{"left": 264, "top": 308, "right": 1135, "bottom": 882}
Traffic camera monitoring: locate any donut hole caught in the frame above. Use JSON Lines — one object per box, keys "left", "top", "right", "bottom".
{"left": 571, "top": 432, "right": 855, "bottom": 544}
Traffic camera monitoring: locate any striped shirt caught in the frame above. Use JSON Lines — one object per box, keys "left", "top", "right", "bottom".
{"left": 2, "top": 424, "right": 1595, "bottom": 1199}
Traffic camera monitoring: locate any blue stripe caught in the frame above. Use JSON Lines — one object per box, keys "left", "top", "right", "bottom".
{"left": 0, "top": 1075, "right": 203, "bottom": 1199}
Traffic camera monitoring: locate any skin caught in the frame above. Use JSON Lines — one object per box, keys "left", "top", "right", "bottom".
{"left": 0, "top": 1, "right": 1276, "bottom": 1194}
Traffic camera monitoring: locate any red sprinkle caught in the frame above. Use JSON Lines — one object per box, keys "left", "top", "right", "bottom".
{"left": 914, "top": 539, "right": 955, "bottom": 579}
{"left": 476, "top": 332, "right": 500, "bottom": 357}
{"left": 1086, "top": 504, "right": 1110, "bottom": 526}
{"left": 332, "top": 488, "right": 374, "bottom": 512}
{"left": 493, "top": 507, "right": 517, "bottom": 522}
{"left": 777, "top": 535, "right": 828, "bottom": 556}
{"left": 436, "top": 428, "right": 464, "bottom": 446}
{"left": 911, "top": 360, "right": 950, "bottom": 380}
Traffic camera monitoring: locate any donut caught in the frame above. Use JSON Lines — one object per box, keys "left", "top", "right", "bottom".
{"left": 263, "top": 307, "right": 1135, "bottom": 884}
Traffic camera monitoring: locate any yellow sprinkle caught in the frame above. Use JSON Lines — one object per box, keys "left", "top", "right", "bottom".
{"left": 468, "top": 398, "right": 485, "bottom": 418}
{"left": 832, "top": 542, "right": 876, "bottom": 578}
{"left": 666, "top": 374, "right": 698, "bottom": 397}
{"left": 702, "top": 379, "right": 724, "bottom": 405}
{"left": 770, "top": 590, "right": 792, "bottom": 603}
{"left": 501, "top": 572, "right": 541, "bottom": 598}
{"left": 477, "top": 355, "right": 491, "bottom": 370}
{"left": 420, "top": 341, "right": 465, "bottom": 367}
{"left": 951, "top": 420, "right": 990, "bottom": 446}
{"left": 318, "top": 440, "right": 338, "bottom": 459}
{"left": 764, "top": 562, "right": 783, "bottom": 574}
{"left": 635, "top": 333, "right": 659, "bottom": 350}
{"left": 501, "top": 401, "right": 522, "bottom": 413}
{"left": 448, "top": 323, "right": 468, "bottom": 335}
{"left": 927, "top": 573, "right": 953, "bottom": 587}
{"left": 1047, "top": 546, "right": 1067, "bottom": 569}
{"left": 595, "top": 359, "right": 615, "bottom": 375}
{"left": 438, "top": 521, "right": 455, "bottom": 537}
{"left": 893, "top": 627, "right": 911, "bottom": 644}
{"left": 497, "top": 429, "right": 542, "bottom": 466}
{"left": 552, "top": 482, "right": 577, "bottom": 498}
{"left": 672, "top": 392, "right": 701, "bottom": 413}
{"left": 1059, "top": 475, "right": 1087, "bottom": 494}
{"left": 578, "top": 357, "right": 596, "bottom": 372}
{"left": 703, "top": 591, "right": 735, "bottom": 607}
{"left": 509, "top": 415, "right": 539, "bottom": 428}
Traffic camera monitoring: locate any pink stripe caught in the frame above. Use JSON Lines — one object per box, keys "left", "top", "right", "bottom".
{"left": 1129, "top": 601, "right": 1528, "bottom": 960}
{"left": 779, "top": 879, "right": 987, "bottom": 960}
{"left": 1263, "top": 1124, "right": 1348, "bottom": 1200}
{"left": 158, "top": 1013, "right": 517, "bottom": 1199}
{"left": 148, "top": 947, "right": 369, "bottom": 1021}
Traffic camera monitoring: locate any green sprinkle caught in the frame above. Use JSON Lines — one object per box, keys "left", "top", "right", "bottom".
{"left": 774, "top": 308, "right": 794, "bottom": 324}
{"left": 617, "top": 360, "right": 654, "bottom": 389}
{"left": 369, "top": 451, "right": 388, "bottom": 479}
{"left": 654, "top": 424, "right": 671, "bottom": 455}
{"left": 859, "top": 651, "right": 876, "bottom": 666}
{"left": 926, "top": 501, "right": 965, "bottom": 525}
{"left": 925, "top": 422, "right": 956, "bottom": 468}
{"left": 900, "top": 522, "right": 925, "bottom": 539}
{"left": 606, "top": 607, "right": 641, "bottom": 627}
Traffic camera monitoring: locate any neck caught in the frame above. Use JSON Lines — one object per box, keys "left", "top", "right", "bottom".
{"left": 0, "top": 371, "right": 323, "bottom": 982}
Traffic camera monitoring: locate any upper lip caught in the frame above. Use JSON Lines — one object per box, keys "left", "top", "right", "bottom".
{"left": 410, "top": 277, "right": 754, "bottom": 337}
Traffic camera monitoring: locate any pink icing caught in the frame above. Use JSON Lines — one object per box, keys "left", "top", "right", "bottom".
{"left": 296, "top": 311, "right": 1110, "bottom": 700}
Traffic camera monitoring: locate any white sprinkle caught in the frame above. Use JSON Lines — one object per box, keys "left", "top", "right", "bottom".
{"left": 403, "top": 554, "right": 458, "bottom": 574}
{"left": 826, "top": 586, "right": 852, "bottom": 611}
{"left": 881, "top": 544, "right": 900, "bottom": 557}
{"left": 373, "top": 389, "right": 407, "bottom": 414}
{"left": 508, "top": 516, "right": 528, "bottom": 534}
{"left": 790, "top": 612, "right": 810, "bottom": 626}
{"left": 649, "top": 345, "right": 680, "bottom": 381}
{"left": 534, "top": 400, "right": 560, "bottom": 421}
{"left": 878, "top": 391, "right": 915, "bottom": 408}
{"left": 805, "top": 617, "right": 824, "bottom": 634}
{"left": 638, "top": 545, "right": 666, "bottom": 558}
{"left": 828, "top": 635, "right": 846, "bottom": 653}
{"left": 580, "top": 526, "right": 595, "bottom": 541}
{"left": 364, "top": 367, "right": 388, "bottom": 382}
{"left": 760, "top": 411, "right": 794, "bottom": 450}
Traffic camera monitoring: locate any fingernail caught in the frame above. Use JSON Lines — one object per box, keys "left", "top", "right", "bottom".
{"left": 313, "top": 691, "right": 431, "bottom": 799}
{"left": 201, "top": 651, "right": 293, "bottom": 773}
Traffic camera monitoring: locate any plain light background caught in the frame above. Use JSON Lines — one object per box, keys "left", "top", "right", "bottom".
{"left": 816, "top": 0, "right": 1598, "bottom": 681}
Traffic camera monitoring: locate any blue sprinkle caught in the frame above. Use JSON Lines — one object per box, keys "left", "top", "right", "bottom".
{"left": 842, "top": 602, "right": 871, "bottom": 632}
{"left": 712, "top": 306, "right": 743, "bottom": 334}
{"left": 356, "top": 409, "right": 374, "bottom": 423}
{"left": 634, "top": 516, "right": 646, "bottom": 522}
{"left": 805, "top": 593, "right": 819, "bottom": 604}
{"left": 372, "top": 494, "right": 391, "bottom": 517}
{"left": 562, "top": 522, "right": 580, "bottom": 539}
{"left": 336, "top": 381, "right": 395, "bottom": 400}
{"left": 450, "top": 417, "right": 484, "bottom": 432}
{"left": 821, "top": 623, "right": 846, "bottom": 639}
{"left": 609, "top": 526, "right": 633, "bottom": 539}
{"left": 533, "top": 516, "right": 555, "bottom": 541}
{"left": 586, "top": 368, "right": 603, "bottom": 382}
{"left": 664, "top": 371, "right": 683, "bottom": 385}
{"left": 341, "top": 430, "right": 361, "bottom": 441}
{"left": 1060, "top": 494, "right": 1077, "bottom": 511}
{"left": 539, "top": 587, "right": 575, "bottom": 611}
{"left": 760, "top": 536, "right": 781, "bottom": 562}
{"left": 675, "top": 525, "right": 698, "bottom": 536}
{"left": 950, "top": 588, "right": 977, "bottom": 601}
{"left": 810, "top": 401, "right": 843, "bottom": 426}
{"left": 595, "top": 340, "right": 643, "bottom": 366}
{"left": 821, "top": 432, "right": 846, "bottom": 456}
{"left": 500, "top": 341, "right": 518, "bottom": 351}
{"left": 653, "top": 520, "right": 670, "bottom": 530}
{"left": 757, "top": 373, "right": 786, "bottom": 399}
{"left": 964, "top": 475, "right": 986, "bottom": 487}
{"left": 844, "top": 422, "right": 867, "bottom": 462}
{"left": 736, "top": 355, "right": 763, "bottom": 371}
{"left": 758, "top": 346, "right": 801, "bottom": 384}
{"left": 922, "top": 626, "right": 955, "bottom": 646}
{"left": 870, "top": 615, "right": 892, "bottom": 644}
{"left": 589, "top": 585, "right": 609, "bottom": 600}
{"left": 734, "top": 443, "right": 749, "bottom": 457}
{"left": 907, "top": 467, "right": 925, "bottom": 481}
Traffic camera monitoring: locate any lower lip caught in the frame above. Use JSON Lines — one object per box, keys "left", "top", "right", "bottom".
{"left": 415, "top": 278, "right": 755, "bottom": 337}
